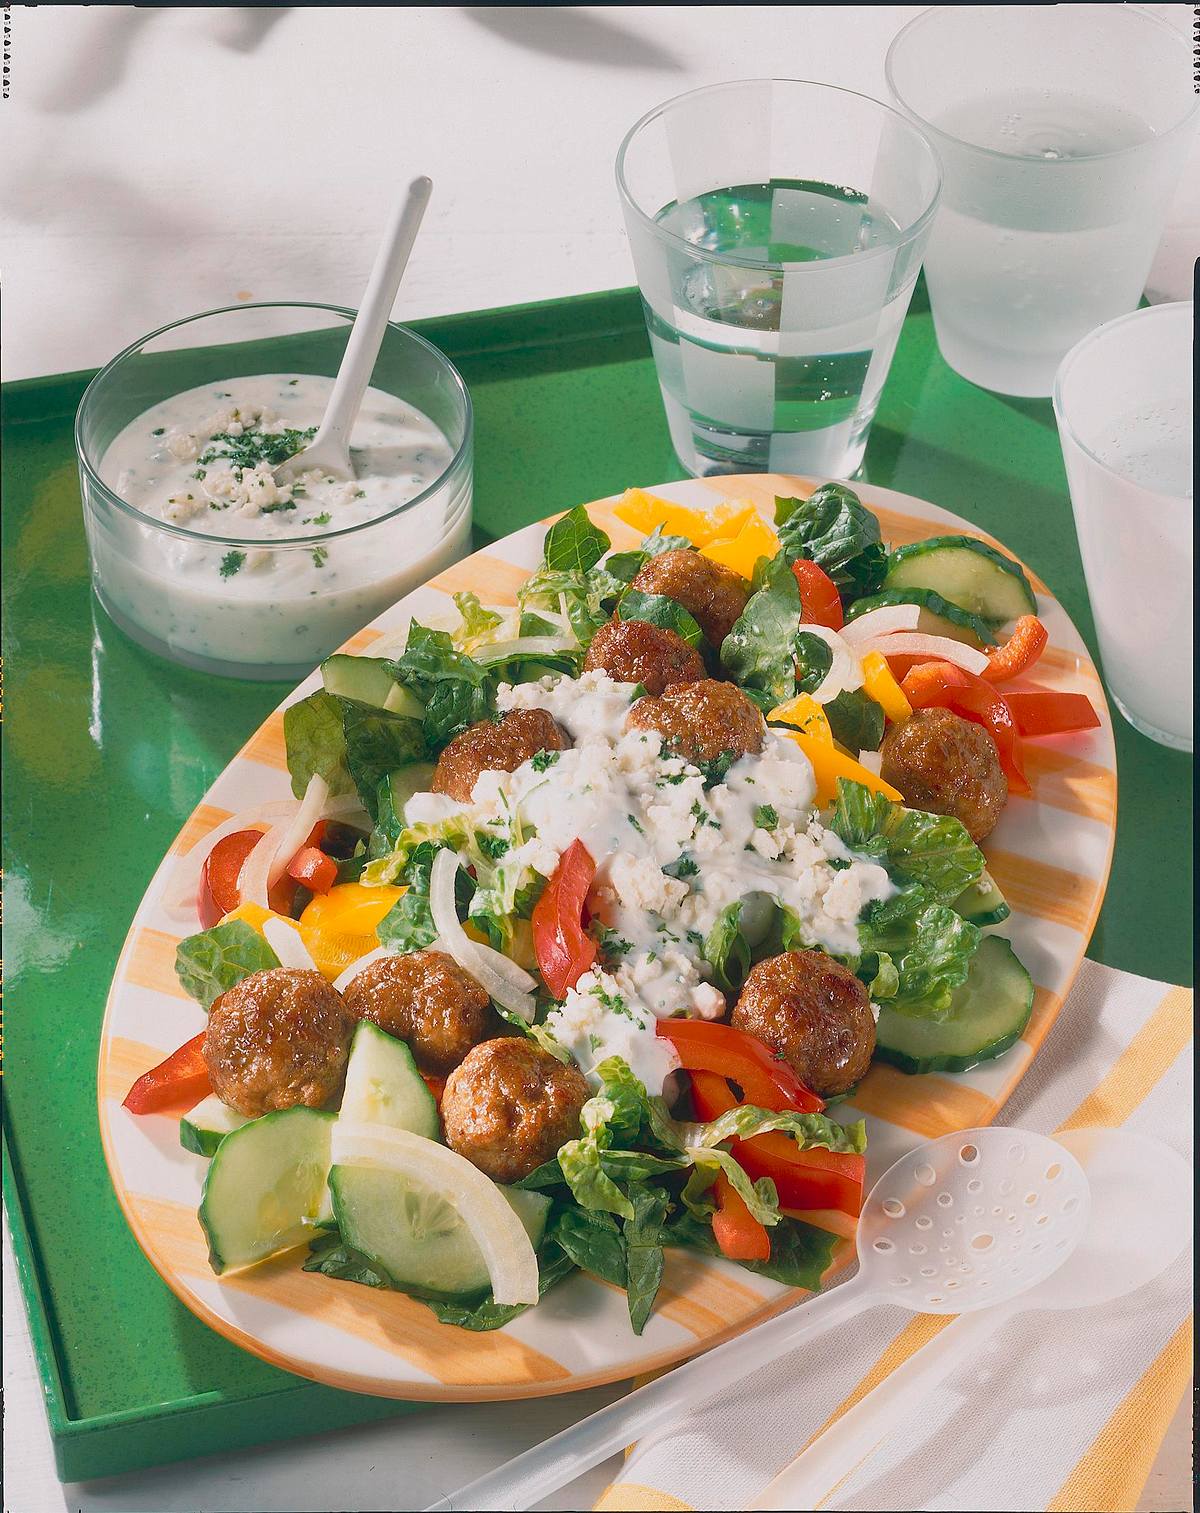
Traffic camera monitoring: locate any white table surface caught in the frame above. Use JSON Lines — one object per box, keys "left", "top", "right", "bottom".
{"left": 3, "top": 7, "right": 1195, "bottom": 1511}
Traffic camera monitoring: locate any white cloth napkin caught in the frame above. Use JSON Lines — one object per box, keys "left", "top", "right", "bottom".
{"left": 589, "top": 959, "right": 1192, "bottom": 1513}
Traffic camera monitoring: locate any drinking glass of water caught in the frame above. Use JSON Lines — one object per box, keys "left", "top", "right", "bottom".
{"left": 1053, "top": 301, "right": 1193, "bottom": 751}
{"left": 616, "top": 80, "right": 941, "bottom": 479}
{"left": 886, "top": 5, "right": 1197, "bottom": 398}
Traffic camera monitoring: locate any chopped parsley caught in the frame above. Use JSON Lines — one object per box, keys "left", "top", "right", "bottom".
{"left": 628, "top": 814, "right": 645, "bottom": 835}
{"left": 287, "top": 378, "right": 299, "bottom": 386}
{"left": 595, "top": 925, "right": 633, "bottom": 961}
{"left": 591, "top": 983, "right": 632, "bottom": 1019}
{"left": 197, "top": 423, "right": 316, "bottom": 474}
{"left": 664, "top": 854, "right": 699, "bottom": 879}
{"left": 696, "top": 751, "right": 737, "bottom": 787}
{"left": 304, "top": 511, "right": 332, "bottom": 526}
{"left": 753, "top": 804, "right": 779, "bottom": 830}
{"left": 476, "top": 833, "right": 510, "bottom": 861}
{"left": 151, "top": 427, "right": 165, "bottom": 437}
{"left": 685, "top": 929, "right": 705, "bottom": 949}
{"left": 261, "top": 499, "right": 297, "bottom": 513}
{"left": 530, "top": 749, "right": 560, "bottom": 773}
{"left": 656, "top": 772, "right": 688, "bottom": 787}
{"left": 311, "top": 546, "right": 328, "bottom": 569}
{"left": 588, "top": 1033, "right": 603, "bottom": 1052}
{"left": 219, "top": 550, "right": 245, "bottom": 579}
{"left": 690, "top": 800, "right": 720, "bottom": 830}
{"left": 828, "top": 856, "right": 851, "bottom": 871}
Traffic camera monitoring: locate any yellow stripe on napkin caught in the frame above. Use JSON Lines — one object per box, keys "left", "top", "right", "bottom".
{"left": 1056, "top": 985, "right": 1191, "bottom": 1133}
{"left": 594, "top": 1485, "right": 695, "bottom": 1512}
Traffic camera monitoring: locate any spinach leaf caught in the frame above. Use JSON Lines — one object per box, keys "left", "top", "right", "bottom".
{"left": 542, "top": 505, "right": 611, "bottom": 572}
{"left": 551, "top": 1206, "right": 628, "bottom": 1287}
{"left": 514, "top": 1158, "right": 567, "bottom": 1192}
{"left": 702, "top": 897, "right": 807, "bottom": 995}
{"left": 377, "top": 841, "right": 473, "bottom": 953}
{"left": 617, "top": 590, "right": 704, "bottom": 649}
{"left": 386, "top": 622, "right": 496, "bottom": 748}
{"left": 622, "top": 1182, "right": 669, "bottom": 1335}
{"left": 824, "top": 689, "right": 885, "bottom": 754}
{"left": 604, "top": 526, "right": 694, "bottom": 586}
{"left": 302, "top": 1234, "right": 389, "bottom": 1288}
{"left": 283, "top": 689, "right": 355, "bottom": 799}
{"left": 793, "top": 630, "right": 834, "bottom": 695}
{"left": 338, "top": 699, "right": 428, "bottom": 820}
{"left": 421, "top": 1240, "right": 578, "bottom": 1331}
{"left": 665, "top": 1211, "right": 836, "bottom": 1291}
{"left": 175, "top": 919, "right": 281, "bottom": 1010}
{"left": 830, "top": 779, "right": 984, "bottom": 903}
{"left": 719, "top": 552, "right": 802, "bottom": 703}
{"left": 775, "top": 484, "right": 888, "bottom": 601}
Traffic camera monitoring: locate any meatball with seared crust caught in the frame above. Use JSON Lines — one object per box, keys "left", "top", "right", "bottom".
{"left": 431, "top": 708, "right": 569, "bottom": 803}
{"left": 203, "top": 968, "right": 354, "bottom": 1118}
{"left": 732, "top": 950, "right": 875, "bottom": 1098}
{"left": 879, "top": 707, "right": 1007, "bottom": 842}
{"left": 582, "top": 615, "right": 706, "bottom": 696}
{"left": 630, "top": 549, "right": 750, "bottom": 647}
{"left": 342, "top": 949, "right": 500, "bottom": 1076}
{"left": 441, "top": 1037, "right": 590, "bottom": 1183}
{"left": 626, "top": 678, "right": 764, "bottom": 766}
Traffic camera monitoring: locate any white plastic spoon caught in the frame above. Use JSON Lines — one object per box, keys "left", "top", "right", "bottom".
{"left": 750, "top": 1126, "right": 1193, "bottom": 1510}
{"left": 274, "top": 175, "right": 432, "bottom": 483}
{"left": 424, "top": 1127, "right": 1092, "bottom": 1512}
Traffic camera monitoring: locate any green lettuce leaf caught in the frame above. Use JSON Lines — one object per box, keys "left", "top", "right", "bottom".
{"left": 175, "top": 920, "right": 280, "bottom": 1010}
{"left": 338, "top": 699, "right": 428, "bottom": 820}
{"left": 702, "top": 896, "right": 808, "bottom": 995}
{"left": 622, "top": 1182, "right": 669, "bottom": 1334}
{"left": 859, "top": 894, "right": 981, "bottom": 1017}
{"left": 719, "top": 552, "right": 804, "bottom": 701}
{"left": 283, "top": 689, "right": 355, "bottom": 799}
{"left": 830, "top": 779, "right": 985, "bottom": 903}
{"left": 421, "top": 1240, "right": 578, "bottom": 1331}
{"left": 451, "top": 590, "right": 503, "bottom": 644}
{"left": 824, "top": 689, "right": 885, "bottom": 754}
{"left": 542, "top": 505, "right": 611, "bottom": 573}
{"left": 680, "top": 1105, "right": 868, "bottom": 1156}
{"left": 793, "top": 630, "right": 835, "bottom": 695}
{"left": 617, "top": 590, "right": 704, "bottom": 649}
{"left": 775, "top": 484, "right": 888, "bottom": 601}
{"left": 376, "top": 841, "right": 473, "bottom": 953}
{"left": 551, "top": 1206, "right": 627, "bottom": 1287}
{"left": 665, "top": 1211, "right": 837, "bottom": 1290}
{"left": 386, "top": 623, "right": 495, "bottom": 748}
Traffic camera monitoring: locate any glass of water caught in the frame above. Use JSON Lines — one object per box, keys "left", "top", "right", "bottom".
{"left": 616, "top": 80, "right": 941, "bottom": 479}
{"left": 887, "top": 5, "right": 1197, "bottom": 398}
{"left": 1053, "top": 301, "right": 1193, "bottom": 751}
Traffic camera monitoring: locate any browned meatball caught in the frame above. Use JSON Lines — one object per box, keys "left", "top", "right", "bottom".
{"left": 626, "top": 678, "right": 764, "bottom": 766}
{"left": 441, "top": 1037, "right": 590, "bottom": 1183}
{"left": 879, "top": 707, "right": 1007, "bottom": 842}
{"left": 630, "top": 549, "right": 750, "bottom": 647}
{"left": 431, "top": 708, "right": 569, "bottom": 803}
{"left": 203, "top": 968, "right": 354, "bottom": 1118}
{"left": 732, "top": 950, "right": 875, "bottom": 1098}
{"left": 582, "top": 615, "right": 706, "bottom": 695}
{"left": 342, "top": 949, "right": 500, "bottom": 1075}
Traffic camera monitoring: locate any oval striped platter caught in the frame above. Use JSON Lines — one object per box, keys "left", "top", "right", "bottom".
{"left": 98, "top": 474, "right": 1117, "bottom": 1400}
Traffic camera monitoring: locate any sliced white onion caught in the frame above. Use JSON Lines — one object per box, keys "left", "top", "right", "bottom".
{"left": 262, "top": 916, "right": 320, "bottom": 973}
{"left": 860, "top": 632, "right": 989, "bottom": 676}
{"left": 797, "top": 624, "right": 864, "bottom": 702}
{"left": 331, "top": 1120, "right": 540, "bottom": 1305}
{"left": 856, "top": 749, "right": 883, "bottom": 775}
{"left": 332, "top": 945, "right": 395, "bottom": 994}
{"left": 474, "top": 636, "right": 575, "bottom": 664}
{"left": 236, "top": 819, "right": 287, "bottom": 910}
{"left": 429, "top": 849, "right": 537, "bottom": 1021}
{"left": 161, "top": 800, "right": 301, "bottom": 920}
{"left": 267, "top": 774, "right": 331, "bottom": 890}
{"left": 841, "top": 604, "right": 921, "bottom": 645}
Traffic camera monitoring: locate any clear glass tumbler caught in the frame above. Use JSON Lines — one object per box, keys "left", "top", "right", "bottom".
{"left": 616, "top": 80, "right": 942, "bottom": 480}
{"left": 1053, "top": 302, "right": 1193, "bottom": 750}
{"left": 887, "top": 5, "right": 1198, "bottom": 398}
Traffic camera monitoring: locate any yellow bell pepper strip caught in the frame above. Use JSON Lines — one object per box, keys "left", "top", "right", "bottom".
{"left": 217, "top": 901, "right": 277, "bottom": 933}
{"left": 613, "top": 489, "right": 756, "bottom": 548}
{"left": 296, "top": 882, "right": 405, "bottom": 981}
{"left": 768, "top": 694, "right": 833, "bottom": 745}
{"left": 698, "top": 513, "right": 780, "bottom": 580}
{"left": 780, "top": 730, "right": 904, "bottom": 806}
{"left": 860, "top": 651, "right": 913, "bottom": 724}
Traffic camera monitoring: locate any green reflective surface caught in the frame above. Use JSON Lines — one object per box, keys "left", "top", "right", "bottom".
{"left": 2, "top": 282, "right": 1191, "bottom": 1480}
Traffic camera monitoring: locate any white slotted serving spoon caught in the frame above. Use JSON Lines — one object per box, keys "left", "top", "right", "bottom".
{"left": 274, "top": 174, "right": 432, "bottom": 483}
{"left": 750, "top": 1125, "right": 1193, "bottom": 1510}
{"left": 425, "top": 1127, "right": 1092, "bottom": 1512}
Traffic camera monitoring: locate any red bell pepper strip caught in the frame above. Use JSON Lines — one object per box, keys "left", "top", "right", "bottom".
{"left": 982, "top": 616, "right": 1048, "bottom": 682}
{"left": 711, "top": 1171, "right": 771, "bottom": 1261}
{"left": 1002, "top": 689, "right": 1101, "bottom": 738}
{"left": 901, "top": 661, "right": 1031, "bottom": 796}
{"left": 792, "top": 559, "right": 844, "bottom": 630}
{"left": 198, "top": 829, "right": 299, "bottom": 926}
{"left": 287, "top": 846, "right": 339, "bottom": 895}
{"left": 123, "top": 1032, "right": 211, "bottom": 1115}
{"left": 689, "top": 1070, "right": 866, "bottom": 1218}
{"left": 532, "top": 839, "right": 599, "bottom": 1000}
{"left": 658, "top": 1019, "right": 825, "bottom": 1114}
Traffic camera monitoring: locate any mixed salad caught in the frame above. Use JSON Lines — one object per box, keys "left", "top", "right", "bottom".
{"left": 123, "top": 484, "right": 1100, "bottom": 1334}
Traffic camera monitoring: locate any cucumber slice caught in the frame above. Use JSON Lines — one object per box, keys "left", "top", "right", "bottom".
{"left": 885, "top": 537, "right": 1036, "bottom": 624}
{"left": 845, "top": 587, "right": 994, "bottom": 647}
{"left": 330, "top": 1163, "right": 549, "bottom": 1302}
{"left": 952, "top": 868, "right": 1011, "bottom": 927}
{"left": 340, "top": 1021, "right": 439, "bottom": 1139}
{"left": 321, "top": 654, "right": 423, "bottom": 718}
{"left": 387, "top": 763, "right": 437, "bottom": 822}
{"left": 875, "top": 936, "right": 1034, "bottom": 1076}
{"left": 180, "top": 1095, "right": 250, "bottom": 1157}
{"left": 199, "top": 1107, "right": 334, "bottom": 1274}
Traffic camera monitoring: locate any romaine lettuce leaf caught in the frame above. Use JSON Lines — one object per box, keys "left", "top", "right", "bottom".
{"left": 830, "top": 779, "right": 985, "bottom": 903}
{"left": 386, "top": 622, "right": 495, "bottom": 748}
{"left": 859, "top": 894, "right": 981, "bottom": 1018}
{"left": 175, "top": 919, "right": 280, "bottom": 1010}
{"left": 283, "top": 689, "right": 355, "bottom": 800}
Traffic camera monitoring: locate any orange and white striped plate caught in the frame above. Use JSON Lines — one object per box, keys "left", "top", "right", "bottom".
{"left": 98, "top": 475, "right": 1117, "bottom": 1402}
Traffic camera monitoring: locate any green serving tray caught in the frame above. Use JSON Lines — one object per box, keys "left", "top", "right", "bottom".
{"left": 2, "top": 282, "right": 1191, "bottom": 1483}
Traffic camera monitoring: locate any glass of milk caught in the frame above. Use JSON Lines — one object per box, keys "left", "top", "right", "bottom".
{"left": 1054, "top": 301, "right": 1193, "bottom": 751}
{"left": 886, "top": 6, "right": 1197, "bottom": 397}
{"left": 76, "top": 303, "right": 473, "bottom": 681}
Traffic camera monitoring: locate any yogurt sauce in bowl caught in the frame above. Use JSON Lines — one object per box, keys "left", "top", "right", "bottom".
{"left": 84, "top": 366, "right": 471, "bottom": 680}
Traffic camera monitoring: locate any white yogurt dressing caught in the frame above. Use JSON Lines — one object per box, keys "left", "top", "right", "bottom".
{"left": 95, "top": 374, "right": 466, "bottom": 675}
{"left": 406, "top": 669, "right": 894, "bottom": 1094}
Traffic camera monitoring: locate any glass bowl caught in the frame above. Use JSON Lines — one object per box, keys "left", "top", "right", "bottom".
{"left": 76, "top": 303, "right": 473, "bottom": 681}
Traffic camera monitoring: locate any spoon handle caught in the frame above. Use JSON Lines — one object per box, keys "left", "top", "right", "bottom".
{"left": 748, "top": 1302, "right": 1017, "bottom": 1510}
{"left": 424, "top": 1275, "right": 880, "bottom": 1512}
{"left": 314, "top": 176, "right": 432, "bottom": 453}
